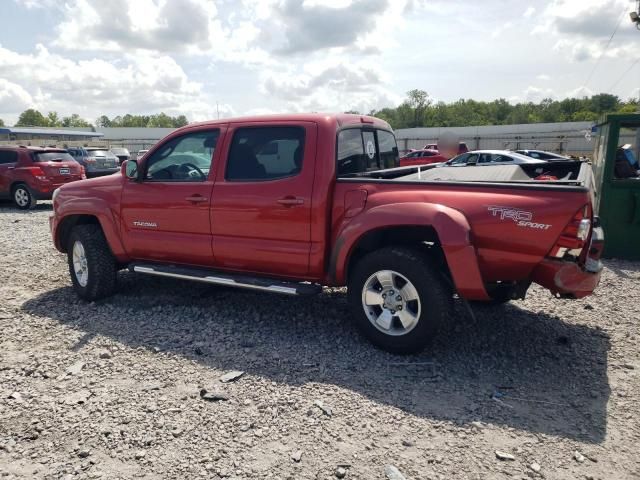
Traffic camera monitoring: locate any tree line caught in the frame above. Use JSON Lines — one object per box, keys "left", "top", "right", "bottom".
{"left": 365, "top": 90, "right": 638, "bottom": 129}
{"left": 3, "top": 109, "right": 189, "bottom": 129}
{"left": 1, "top": 93, "right": 637, "bottom": 131}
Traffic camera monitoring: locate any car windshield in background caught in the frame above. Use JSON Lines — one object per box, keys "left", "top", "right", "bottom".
{"left": 33, "top": 152, "right": 75, "bottom": 162}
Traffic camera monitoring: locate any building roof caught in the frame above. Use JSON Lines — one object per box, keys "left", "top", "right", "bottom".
{"left": 0, "top": 127, "right": 103, "bottom": 137}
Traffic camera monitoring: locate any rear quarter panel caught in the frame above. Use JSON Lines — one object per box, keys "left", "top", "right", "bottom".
{"left": 332, "top": 181, "right": 591, "bottom": 283}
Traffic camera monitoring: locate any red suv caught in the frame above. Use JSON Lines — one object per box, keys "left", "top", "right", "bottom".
{"left": 0, "top": 146, "right": 85, "bottom": 209}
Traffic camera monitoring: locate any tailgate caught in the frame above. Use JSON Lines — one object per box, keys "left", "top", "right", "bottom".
{"left": 39, "top": 161, "right": 84, "bottom": 183}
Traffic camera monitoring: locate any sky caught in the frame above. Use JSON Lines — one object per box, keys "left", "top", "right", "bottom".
{"left": 0, "top": 0, "right": 638, "bottom": 125}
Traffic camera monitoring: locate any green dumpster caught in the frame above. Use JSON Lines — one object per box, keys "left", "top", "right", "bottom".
{"left": 591, "top": 113, "right": 640, "bottom": 259}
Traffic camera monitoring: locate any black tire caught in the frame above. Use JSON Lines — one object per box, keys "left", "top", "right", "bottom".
{"left": 12, "top": 183, "right": 37, "bottom": 210}
{"left": 67, "top": 224, "right": 117, "bottom": 301}
{"left": 348, "top": 247, "right": 452, "bottom": 354}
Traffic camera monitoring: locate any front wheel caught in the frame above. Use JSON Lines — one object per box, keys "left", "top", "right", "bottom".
{"left": 13, "top": 184, "right": 37, "bottom": 210}
{"left": 67, "top": 224, "right": 117, "bottom": 301}
{"left": 348, "top": 247, "right": 452, "bottom": 354}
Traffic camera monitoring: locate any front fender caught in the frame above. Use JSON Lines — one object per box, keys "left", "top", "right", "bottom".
{"left": 53, "top": 196, "right": 128, "bottom": 261}
{"left": 330, "top": 202, "right": 490, "bottom": 301}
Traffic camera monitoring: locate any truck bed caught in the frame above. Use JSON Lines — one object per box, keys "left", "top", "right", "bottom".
{"left": 342, "top": 161, "right": 592, "bottom": 190}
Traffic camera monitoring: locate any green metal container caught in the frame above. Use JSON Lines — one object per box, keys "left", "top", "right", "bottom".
{"left": 591, "top": 113, "right": 640, "bottom": 259}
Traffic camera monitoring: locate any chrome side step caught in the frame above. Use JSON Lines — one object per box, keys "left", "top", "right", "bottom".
{"left": 129, "top": 262, "right": 322, "bottom": 296}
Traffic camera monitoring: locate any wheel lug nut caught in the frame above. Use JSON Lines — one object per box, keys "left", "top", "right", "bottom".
{"left": 389, "top": 290, "right": 394, "bottom": 295}
{"left": 382, "top": 294, "right": 386, "bottom": 298}
{"left": 398, "top": 306, "right": 403, "bottom": 311}
{"left": 390, "top": 310, "right": 396, "bottom": 314}
{"left": 396, "top": 296, "right": 402, "bottom": 301}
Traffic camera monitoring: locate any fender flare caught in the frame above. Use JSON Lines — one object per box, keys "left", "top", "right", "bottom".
{"left": 330, "top": 202, "right": 490, "bottom": 301}
{"left": 54, "top": 199, "right": 127, "bottom": 260}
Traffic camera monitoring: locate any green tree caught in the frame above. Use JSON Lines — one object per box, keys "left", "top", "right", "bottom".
{"left": 405, "top": 89, "right": 431, "bottom": 127}
{"left": 173, "top": 115, "right": 188, "bottom": 127}
{"left": 0, "top": 118, "right": 4, "bottom": 127}
{"left": 95, "top": 115, "right": 112, "bottom": 127}
{"left": 15, "top": 109, "right": 49, "bottom": 127}
{"left": 61, "top": 114, "right": 91, "bottom": 128}
{"left": 47, "top": 111, "right": 62, "bottom": 127}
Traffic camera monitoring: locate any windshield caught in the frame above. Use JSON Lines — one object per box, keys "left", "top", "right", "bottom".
{"left": 33, "top": 152, "right": 75, "bottom": 162}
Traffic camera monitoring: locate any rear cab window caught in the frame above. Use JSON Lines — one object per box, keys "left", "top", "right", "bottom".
{"left": 337, "top": 128, "right": 399, "bottom": 177}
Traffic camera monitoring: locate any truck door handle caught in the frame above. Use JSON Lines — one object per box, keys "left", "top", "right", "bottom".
{"left": 185, "top": 195, "right": 208, "bottom": 204}
{"left": 277, "top": 196, "right": 304, "bottom": 206}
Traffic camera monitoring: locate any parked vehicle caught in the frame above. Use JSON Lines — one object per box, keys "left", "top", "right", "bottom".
{"left": 136, "top": 149, "right": 149, "bottom": 161}
{"left": 0, "top": 146, "right": 84, "bottom": 209}
{"left": 81, "top": 148, "right": 120, "bottom": 177}
{"left": 515, "top": 149, "right": 572, "bottom": 161}
{"left": 441, "top": 150, "right": 547, "bottom": 167}
{"left": 424, "top": 142, "right": 469, "bottom": 155}
{"left": 399, "top": 149, "right": 448, "bottom": 167}
{"left": 110, "top": 147, "right": 131, "bottom": 165}
{"left": 50, "top": 114, "right": 604, "bottom": 354}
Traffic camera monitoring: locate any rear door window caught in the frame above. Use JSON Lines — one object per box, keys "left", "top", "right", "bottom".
{"left": 226, "top": 126, "right": 305, "bottom": 181}
{"left": 0, "top": 150, "right": 18, "bottom": 164}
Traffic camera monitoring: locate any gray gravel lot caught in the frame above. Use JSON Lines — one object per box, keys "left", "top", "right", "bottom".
{"left": 0, "top": 201, "right": 639, "bottom": 479}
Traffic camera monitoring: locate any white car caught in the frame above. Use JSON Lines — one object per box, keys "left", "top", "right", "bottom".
{"left": 441, "top": 150, "right": 548, "bottom": 167}
{"left": 136, "top": 149, "right": 149, "bottom": 161}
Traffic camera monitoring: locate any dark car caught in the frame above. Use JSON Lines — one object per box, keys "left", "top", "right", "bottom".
{"left": 110, "top": 147, "right": 131, "bottom": 165}
{"left": 0, "top": 146, "right": 84, "bottom": 209}
{"left": 515, "top": 149, "right": 571, "bottom": 161}
{"left": 70, "top": 147, "right": 120, "bottom": 177}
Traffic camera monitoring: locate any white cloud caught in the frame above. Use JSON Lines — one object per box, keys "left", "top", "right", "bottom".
{"left": 536, "top": 74, "right": 551, "bottom": 81}
{"left": 523, "top": 6, "right": 536, "bottom": 18}
{"left": 260, "top": 61, "right": 400, "bottom": 113}
{"left": 0, "top": 78, "right": 34, "bottom": 114}
{"left": 0, "top": 44, "right": 216, "bottom": 123}
{"left": 565, "top": 86, "right": 593, "bottom": 98}
{"left": 524, "top": 86, "right": 557, "bottom": 103}
{"left": 534, "top": 0, "right": 637, "bottom": 61}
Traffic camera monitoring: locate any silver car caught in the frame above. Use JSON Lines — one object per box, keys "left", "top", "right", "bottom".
{"left": 442, "top": 150, "right": 548, "bottom": 167}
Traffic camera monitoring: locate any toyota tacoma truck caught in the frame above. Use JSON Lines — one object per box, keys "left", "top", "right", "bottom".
{"left": 49, "top": 114, "right": 604, "bottom": 353}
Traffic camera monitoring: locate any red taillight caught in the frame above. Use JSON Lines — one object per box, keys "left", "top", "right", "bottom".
{"left": 26, "top": 166, "right": 48, "bottom": 181}
{"left": 549, "top": 205, "right": 592, "bottom": 260}
{"left": 80, "top": 165, "right": 87, "bottom": 179}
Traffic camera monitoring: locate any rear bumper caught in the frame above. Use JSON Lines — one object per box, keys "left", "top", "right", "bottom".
{"left": 531, "top": 258, "right": 602, "bottom": 299}
{"left": 531, "top": 224, "right": 605, "bottom": 299}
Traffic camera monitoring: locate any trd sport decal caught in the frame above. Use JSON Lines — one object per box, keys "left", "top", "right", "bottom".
{"left": 487, "top": 206, "right": 552, "bottom": 230}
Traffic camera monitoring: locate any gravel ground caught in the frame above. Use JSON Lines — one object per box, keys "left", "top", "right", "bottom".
{"left": 0, "top": 201, "right": 639, "bottom": 480}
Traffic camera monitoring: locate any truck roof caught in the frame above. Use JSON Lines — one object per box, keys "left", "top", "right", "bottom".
{"left": 186, "top": 113, "right": 391, "bottom": 131}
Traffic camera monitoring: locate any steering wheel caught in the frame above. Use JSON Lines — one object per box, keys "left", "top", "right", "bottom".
{"left": 178, "top": 162, "right": 206, "bottom": 179}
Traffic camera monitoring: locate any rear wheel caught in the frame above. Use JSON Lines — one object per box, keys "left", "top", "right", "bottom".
{"left": 348, "top": 247, "right": 452, "bottom": 354}
{"left": 12, "top": 184, "right": 36, "bottom": 210}
{"left": 67, "top": 224, "right": 117, "bottom": 301}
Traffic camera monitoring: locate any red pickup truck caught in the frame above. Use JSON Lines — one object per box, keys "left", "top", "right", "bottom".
{"left": 49, "top": 114, "right": 604, "bottom": 353}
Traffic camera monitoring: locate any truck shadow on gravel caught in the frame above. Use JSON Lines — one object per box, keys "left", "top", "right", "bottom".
{"left": 22, "top": 272, "right": 611, "bottom": 443}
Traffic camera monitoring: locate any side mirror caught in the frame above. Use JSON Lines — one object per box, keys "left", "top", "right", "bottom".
{"left": 123, "top": 160, "right": 139, "bottom": 180}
